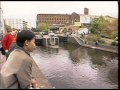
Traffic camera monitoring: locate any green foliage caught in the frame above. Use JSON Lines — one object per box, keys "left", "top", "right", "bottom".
{"left": 90, "top": 16, "right": 118, "bottom": 40}
{"left": 63, "top": 28, "right": 67, "bottom": 33}
{"left": 90, "top": 16, "right": 104, "bottom": 34}
{"left": 110, "top": 30, "right": 118, "bottom": 39}
{"left": 100, "top": 34, "right": 110, "bottom": 39}
{"left": 111, "top": 41, "right": 118, "bottom": 46}
{"left": 31, "top": 27, "right": 39, "bottom": 32}
{"left": 37, "top": 23, "right": 49, "bottom": 32}
{"left": 86, "top": 34, "right": 100, "bottom": 42}
{"left": 98, "top": 38, "right": 106, "bottom": 44}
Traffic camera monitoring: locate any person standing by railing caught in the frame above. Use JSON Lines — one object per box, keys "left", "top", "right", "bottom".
{"left": 1, "top": 29, "right": 18, "bottom": 58}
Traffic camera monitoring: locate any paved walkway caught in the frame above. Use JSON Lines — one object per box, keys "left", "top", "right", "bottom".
{"left": 82, "top": 44, "right": 118, "bottom": 54}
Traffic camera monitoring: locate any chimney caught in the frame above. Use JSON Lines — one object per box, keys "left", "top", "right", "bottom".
{"left": 84, "top": 8, "right": 89, "bottom": 15}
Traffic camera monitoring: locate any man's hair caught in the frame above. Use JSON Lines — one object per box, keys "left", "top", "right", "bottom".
{"left": 16, "top": 30, "right": 35, "bottom": 47}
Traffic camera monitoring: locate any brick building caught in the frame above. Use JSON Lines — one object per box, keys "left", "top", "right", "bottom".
{"left": 36, "top": 12, "right": 80, "bottom": 27}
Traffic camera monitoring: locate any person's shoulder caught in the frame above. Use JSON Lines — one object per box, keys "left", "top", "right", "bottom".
{"left": 2, "top": 33, "right": 9, "bottom": 38}
{"left": 5, "top": 33, "right": 11, "bottom": 35}
{"left": 11, "top": 49, "right": 32, "bottom": 62}
{"left": 3, "top": 33, "right": 11, "bottom": 38}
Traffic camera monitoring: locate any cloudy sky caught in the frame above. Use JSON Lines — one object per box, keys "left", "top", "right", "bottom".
{"left": 1, "top": 1, "right": 118, "bottom": 27}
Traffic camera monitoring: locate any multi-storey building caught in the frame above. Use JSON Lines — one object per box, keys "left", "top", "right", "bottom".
{"left": 80, "top": 14, "right": 98, "bottom": 24}
{"left": 36, "top": 12, "right": 80, "bottom": 27}
{"left": 4, "top": 18, "right": 28, "bottom": 30}
{"left": 36, "top": 8, "right": 91, "bottom": 28}
{"left": 36, "top": 8, "right": 104, "bottom": 31}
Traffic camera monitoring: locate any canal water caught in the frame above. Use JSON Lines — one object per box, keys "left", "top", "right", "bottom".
{"left": 31, "top": 42, "right": 118, "bottom": 89}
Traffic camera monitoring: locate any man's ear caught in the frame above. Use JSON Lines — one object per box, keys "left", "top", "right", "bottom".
{"left": 25, "top": 40, "right": 29, "bottom": 46}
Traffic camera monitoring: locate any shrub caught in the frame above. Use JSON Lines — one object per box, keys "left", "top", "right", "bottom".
{"left": 111, "top": 41, "right": 118, "bottom": 46}
{"left": 110, "top": 31, "right": 118, "bottom": 39}
{"left": 98, "top": 39, "right": 106, "bottom": 44}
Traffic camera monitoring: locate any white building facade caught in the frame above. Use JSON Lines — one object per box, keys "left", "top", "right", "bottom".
{"left": 79, "top": 14, "right": 98, "bottom": 25}
{"left": 4, "top": 18, "right": 28, "bottom": 30}
{"left": 0, "top": 4, "right": 5, "bottom": 40}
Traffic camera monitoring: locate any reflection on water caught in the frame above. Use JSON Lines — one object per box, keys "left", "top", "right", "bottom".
{"left": 31, "top": 42, "right": 118, "bottom": 89}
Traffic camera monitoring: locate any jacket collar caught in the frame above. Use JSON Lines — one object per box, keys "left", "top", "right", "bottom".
{"left": 15, "top": 45, "right": 30, "bottom": 56}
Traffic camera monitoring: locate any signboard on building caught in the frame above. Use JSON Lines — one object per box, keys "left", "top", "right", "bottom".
{"left": 80, "top": 15, "right": 91, "bottom": 24}
{"left": 74, "top": 22, "right": 81, "bottom": 26}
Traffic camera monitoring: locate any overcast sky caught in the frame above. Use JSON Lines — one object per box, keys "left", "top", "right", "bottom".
{"left": 1, "top": 1, "right": 118, "bottom": 27}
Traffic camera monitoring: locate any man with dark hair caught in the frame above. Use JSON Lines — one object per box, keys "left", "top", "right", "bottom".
{"left": 0, "top": 30, "right": 40, "bottom": 89}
